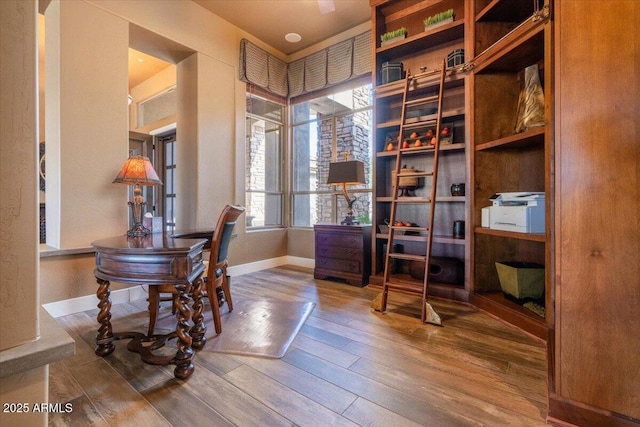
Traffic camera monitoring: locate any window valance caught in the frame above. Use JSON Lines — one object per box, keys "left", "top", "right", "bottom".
{"left": 239, "top": 31, "right": 371, "bottom": 99}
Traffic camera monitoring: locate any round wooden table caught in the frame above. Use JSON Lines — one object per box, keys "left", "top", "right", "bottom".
{"left": 91, "top": 234, "right": 207, "bottom": 379}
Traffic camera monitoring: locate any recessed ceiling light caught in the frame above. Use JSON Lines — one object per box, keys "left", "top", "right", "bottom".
{"left": 137, "top": 58, "right": 144, "bottom": 62}
{"left": 285, "top": 33, "right": 302, "bottom": 43}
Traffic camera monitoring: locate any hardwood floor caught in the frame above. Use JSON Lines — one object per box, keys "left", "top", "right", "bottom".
{"left": 48, "top": 266, "right": 548, "bottom": 426}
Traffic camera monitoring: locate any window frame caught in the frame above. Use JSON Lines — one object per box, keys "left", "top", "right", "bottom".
{"left": 245, "top": 91, "right": 286, "bottom": 230}
{"left": 289, "top": 81, "right": 373, "bottom": 228}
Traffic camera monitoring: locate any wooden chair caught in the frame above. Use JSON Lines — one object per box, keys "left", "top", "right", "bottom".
{"left": 147, "top": 204, "right": 245, "bottom": 336}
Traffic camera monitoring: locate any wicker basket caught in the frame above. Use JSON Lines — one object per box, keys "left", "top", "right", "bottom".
{"left": 495, "top": 262, "right": 544, "bottom": 299}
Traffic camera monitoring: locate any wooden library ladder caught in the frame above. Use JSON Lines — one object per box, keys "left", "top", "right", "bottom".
{"left": 373, "top": 59, "right": 447, "bottom": 325}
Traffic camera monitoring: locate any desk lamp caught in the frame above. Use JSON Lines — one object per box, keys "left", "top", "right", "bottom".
{"left": 113, "top": 155, "right": 163, "bottom": 236}
{"left": 327, "top": 154, "right": 365, "bottom": 225}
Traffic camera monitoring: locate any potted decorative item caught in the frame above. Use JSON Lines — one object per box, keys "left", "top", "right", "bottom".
{"left": 424, "top": 9, "right": 455, "bottom": 31}
{"left": 380, "top": 27, "right": 407, "bottom": 46}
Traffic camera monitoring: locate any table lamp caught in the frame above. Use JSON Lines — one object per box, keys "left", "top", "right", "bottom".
{"left": 327, "top": 156, "right": 365, "bottom": 225}
{"left": 113, "top": 155, "right": 163, "bottom": 236}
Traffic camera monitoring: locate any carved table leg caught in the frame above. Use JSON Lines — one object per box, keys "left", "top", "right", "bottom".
{"left": 95, "top": 278, "right": 115, "bottom": 357}
{"left": 190, "top": 276, "right": 207, "bottom": 350}
{"left": 173, "top": 285, "right": 194, "bottom": 379}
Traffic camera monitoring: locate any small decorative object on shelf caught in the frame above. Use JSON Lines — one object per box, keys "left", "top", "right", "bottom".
{"left": 450, "top": 183, "right": 465, "bottom": 196}
{"left": 514, "top": 64, "right": 545, "bottom": 133}
{"left": 392, "top": 164, "right": 420, "bottom": 197}
{"left": 381, "top": 62, "right": 404, "bottom": 84}
{"left": 380, "top": 27, "right": 407, "bottom": 46}
{"left": 424, "top": 9, "right": 454, "bottom": 31}
{"left": 406, "top": 108, "right": 438, "bottom": 124}
{"left": 384, "top": 136, "right": 397, "bottom": 152}
{"left": 453, "top": 220, "right": 465, "bottom": 238}
{"left": 142, "top": 214, "right": 164, "bottom": 234}
{"left": 381, "top": 219, "right": 419, "bottom": 234}
{"left": 440, "top": 123, "right": 454, "bottom": 144}
{"left": 447, "top": 49, "right": 465, "bottom": 68}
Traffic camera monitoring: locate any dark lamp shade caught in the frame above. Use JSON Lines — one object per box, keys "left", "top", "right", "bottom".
{"left": 327, "top": 160, "right": 365, "bottom": 185}
{"left": 113, "top": 155, "right": 163, "bottom": 186}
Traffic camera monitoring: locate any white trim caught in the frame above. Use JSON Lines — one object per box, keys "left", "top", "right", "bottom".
{"left": 42, "top": 257, "right": 315, "bottom": 318}
{"left": 286, "top": 256, "right": 315, "bottom": 269}
{"left": 149, "top": 122, "right": 177, "bottom": 135}
{"left": 42, "top": 285, "right": 149, "bottom": 318}
{"left": 226, "top": 255, "right": 314, "bottom": 276}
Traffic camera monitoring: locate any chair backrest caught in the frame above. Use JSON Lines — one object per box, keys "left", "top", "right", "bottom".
{"left": 208, "top": 205, "right": 245, "bottom": 276}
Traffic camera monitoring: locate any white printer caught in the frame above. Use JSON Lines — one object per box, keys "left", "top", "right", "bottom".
{"left": 484, "top": 192, "right": 545, "bottom": 233}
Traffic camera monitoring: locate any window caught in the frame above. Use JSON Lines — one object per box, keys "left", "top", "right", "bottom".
{"left": 291, "top": 84, "right": 373, "bottom": 227}
{"left": 138, "top": 86, "right": 176, "bottom": 127}
{"left": 245, "top": 94, "right": 285, "bottom": 228}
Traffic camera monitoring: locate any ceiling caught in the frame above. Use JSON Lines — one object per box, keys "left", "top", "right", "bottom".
{"left": 128, "top": 49, "right": 174, "bottom": 89}
{"left": 192, "top": 0, "right": 371, "bottom": 55}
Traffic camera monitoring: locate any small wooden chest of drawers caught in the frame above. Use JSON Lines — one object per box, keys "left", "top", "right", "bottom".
{"left": 313, "top": 223, "right": 371, "bottom": 287}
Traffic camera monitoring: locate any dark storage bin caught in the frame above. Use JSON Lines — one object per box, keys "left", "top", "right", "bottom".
{"left": 447, "top": 49, "right": 465, "bottom": 68}
{"left": 381, "top": 62, "right": 403, "bottom": 84}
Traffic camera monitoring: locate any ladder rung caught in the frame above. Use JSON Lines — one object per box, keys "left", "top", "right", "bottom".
{"left": 408, "top": 69, "right": 442, "bottom": 80}
{"left": 403, "top": 119, "right": 438, "bottom": 129}
{"left": 405, "top": 95, "right": 439, "bottom": 106}
{"left": 397, "top": 171, "right": 433, "bottom": 178}
{"left": 390, "top": 226, "right": 429, "bottom": 233}
{"left": 388, "top": 253, "right": 427, "bottom": 262}
{"left": 395, "top": 197, "right": 432, "bottom": 203}
{"left": 399, "top": 145, "right": 436, "bottom": 153}
{"left": 383, "top": 280, "right": 426, "bottom": 294}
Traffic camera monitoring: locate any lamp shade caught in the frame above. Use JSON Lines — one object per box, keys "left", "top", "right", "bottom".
{"left": 113, "top": 155, "right": 162, "bottom": 186}
{"left": 327, "top": 160, "right": 365, "bottom": 185}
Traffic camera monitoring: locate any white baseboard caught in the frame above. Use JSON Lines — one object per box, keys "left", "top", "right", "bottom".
{"left": 43, "top": 256, "right": 314, "bottom": 318}
{"left": 227, "top": 255, "right": 314, "bottom": 276}
{"left": 42, "top": 285, "right": 149, "bottom": 318}
{"left": 286, "top": 256, "right": 315, "bottom": 269}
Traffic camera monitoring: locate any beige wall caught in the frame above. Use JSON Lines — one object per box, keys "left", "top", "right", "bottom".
{"left": 1, "top": 0, "right": 40, "bottom": 352}
{"left": 40, "top": 254, "right": 135, "bottom": 303}
{"left": 288, "top": 228, "right": 316, "bottom": 259}
{"left": 45, "top": 0, "right": 130, "bottom": 248}
{"left": 1, "top": 1, "right": 48, "bottom": 424}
